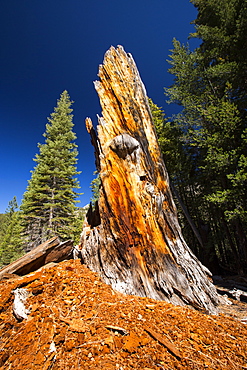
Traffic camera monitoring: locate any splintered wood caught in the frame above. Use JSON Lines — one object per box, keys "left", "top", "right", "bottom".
{"left": 81, "top": 45, "right": 220, "bottom": 314}
{"left": 0, "top": 259, "right": 246, "bottom": 369}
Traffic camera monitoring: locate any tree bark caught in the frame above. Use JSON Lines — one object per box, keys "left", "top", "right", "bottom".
{"left": 80, "top": 45, "right": 220, "bottom": 314}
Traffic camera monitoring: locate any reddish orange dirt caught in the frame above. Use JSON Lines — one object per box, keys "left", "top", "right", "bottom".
{"left": 0, "top": 259, "right": 246, "bottom": 370}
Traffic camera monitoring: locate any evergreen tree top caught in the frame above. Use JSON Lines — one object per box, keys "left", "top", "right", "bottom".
{"left": 21, "top": 90, "right": 81, "bottom": 246}
{"left": 6, "top": 196, "right": 18, "bottom": 216}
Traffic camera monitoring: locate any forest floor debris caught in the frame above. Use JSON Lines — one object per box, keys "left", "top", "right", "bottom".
{"left": 0, "top": 259, "right": 246, "bottom": 369}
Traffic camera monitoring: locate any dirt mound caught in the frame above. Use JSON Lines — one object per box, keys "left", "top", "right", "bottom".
{"left": 0, "top": 259, "right": 246, "bottom": 369}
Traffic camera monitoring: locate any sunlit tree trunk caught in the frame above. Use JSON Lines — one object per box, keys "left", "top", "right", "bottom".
{"left": 80, "top": 46, "right": 220, "bottom": 314}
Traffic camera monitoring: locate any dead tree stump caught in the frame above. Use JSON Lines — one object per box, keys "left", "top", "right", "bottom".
{"left": 81, "top": 45, "right": 220, "bottom": 314}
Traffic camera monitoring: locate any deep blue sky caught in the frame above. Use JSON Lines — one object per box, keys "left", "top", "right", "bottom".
{"left": 0, "top": 0, "right": 199, "bottom": 213}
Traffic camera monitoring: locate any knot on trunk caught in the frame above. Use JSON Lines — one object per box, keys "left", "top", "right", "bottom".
{"left": 110, "top": 133, "right": 139, "bottom": 159}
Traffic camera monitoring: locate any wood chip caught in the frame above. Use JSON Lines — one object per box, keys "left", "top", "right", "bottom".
{"left": 59, "top": 316, "right": 87, "bottom": 333}
{"left": 105, "top": 325, "right": 129, "bottom": 335}
{"left": 144, "top": 326, "right": 181, "bottom": 359}
{"left": 12, "top": 288, "right": 30, "bottom": 320}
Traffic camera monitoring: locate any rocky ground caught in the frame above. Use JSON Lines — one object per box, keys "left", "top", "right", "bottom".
{"left": 0, "top": 259, "right": 246, "bottom": 370}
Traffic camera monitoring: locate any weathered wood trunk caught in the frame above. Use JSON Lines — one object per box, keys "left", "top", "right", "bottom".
{"left": 0, "top": 237, "right": 73, "bottom": 278}
{"left": 81, "top": 45, "right": 220, "bottom": 314}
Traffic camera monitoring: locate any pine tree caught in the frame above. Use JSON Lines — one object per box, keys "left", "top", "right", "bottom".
{"left": 149, "top": 98, "right": 190, "bottom": 181}
{"left": 0, "top": 197, "right": 24, "bottom": 267}
{"left": 21, "top": 91, "right": 81, "bottom": 250}
{"left": 90, "top": 171, "right": 101, "bottom": 206}
{"left": 191, "top": 0, "right": 247, "bottom": 107}
{"left": 165, "top": 0, "right": 247, "bottom": 272}
{"left": 70, "top": 207, "right": 88, "bottom": 245}
{"left": 149, "top": 99, "right": 207, "bottom": 260}
{"left": 190, "top": 0, "right": 247, "bottom": 227}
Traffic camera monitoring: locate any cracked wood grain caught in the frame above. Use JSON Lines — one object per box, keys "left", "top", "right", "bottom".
{"left": 80, "top": 45, "right": 220, "bottom": 314}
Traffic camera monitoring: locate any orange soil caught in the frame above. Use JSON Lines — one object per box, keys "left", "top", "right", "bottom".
{"left": 0, "top": 259, "right": 246, "bottom": 370}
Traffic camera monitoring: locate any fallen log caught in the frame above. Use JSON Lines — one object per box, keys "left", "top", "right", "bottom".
{"left": 0, "top": 237, "right": 73, "bottom": 278}
{"left": 80, "top": 45, "right": 220, "bottom": 314}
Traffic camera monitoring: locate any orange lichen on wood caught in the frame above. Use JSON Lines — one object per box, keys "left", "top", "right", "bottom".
{"left": 81, "top": 45, "right": 220, "bottom": 313}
